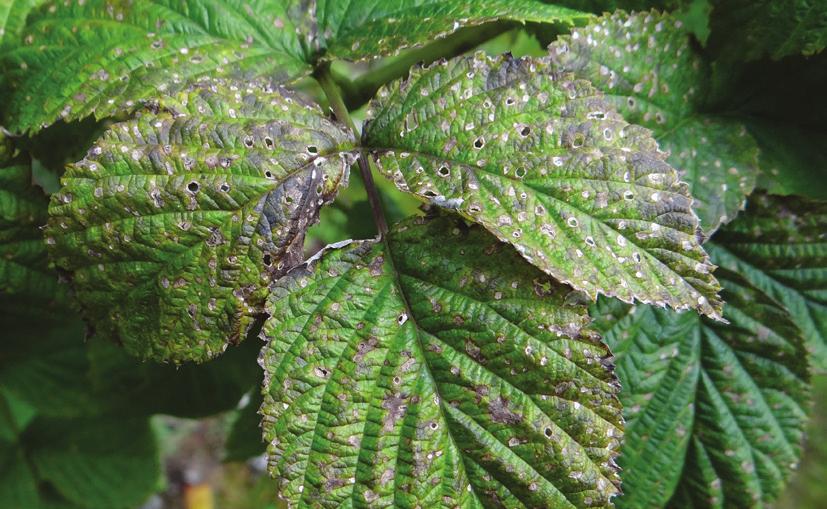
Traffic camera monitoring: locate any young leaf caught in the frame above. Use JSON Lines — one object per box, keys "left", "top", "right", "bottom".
{"left": 548, "top": 11, "right": 758, "bottom": 235}
{"left": 0, "top": 149, "right": 69, "bottom": 318}
{"left": 592, "top": 269, "right": 809, "bottom": 508}
{"left": 363, "top": 52, "right": 722, "bottom": 318}
{"left": 0, "top": 0, "right": 310, "bottom": 133}
{"left": 314, "top": 0, "right": 591, "bottom": 61}
{"left": 707, "top": 0, "right": 827, "bottom": 61}
{"left": 46, "top": 78, "right": 355, "bottom": 362}
{"left": 708, "top": 192, "right": 827, "bottom": 370}
{"left": 260, "top": 215, "right": 623, "bottom": 508}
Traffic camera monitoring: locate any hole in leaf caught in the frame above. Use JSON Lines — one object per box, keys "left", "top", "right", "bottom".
{"left": 306, "top": 145, "right": 318, "bottom": 155}
{"left": 263, "top": 254, "right": 272, "bottom": 266}
{"left": 187, "top": 181, "right": 200, "bottom": 193}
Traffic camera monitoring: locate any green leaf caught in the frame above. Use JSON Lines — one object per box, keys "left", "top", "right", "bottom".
{"left": 27, "top": 415, "right": 160, "bottom": 509}
{"left": 589, "top": 298, "right": 700, "bottom": 509}
{"left": 0, "top": 151, "right": 69, "bottom": 319}
{"left": 314, "top": 0, "right": 591, "bottom": 61}
{"left": 0, "top": 0, "right": 42, "bottom": 47}
{"left": 0, "top": 445, "right": 39, "bottom": 508}
{"left": 46, "top": 78, "right": 355, "bottom": 362}
{"left": 592, "top": 269, "right": 809, "bottom": 508}
{"left": 261, "top": 215, "right": 622, "bottom": 508}
{"left": 87, "top": 330, "right": 261, "bottom": 418}
{"left": 224, "top": 389, "right": 265, "bottom": 462}
{"left": 747, "top": 121, "right": 827, "bottom": 200}
{"left": 708, "top": 192, "right": 827, "bottom": 371}
{"left": 363, "top": 52, "right": 722, "bottom": 318}
{"left": 1, "top": 0, "right": 310, "bottom": 133}
{"left": 548, "top": 10, "right": 758, "bottom": 235}
{"left": 707, "top": 0, "right": 827, "bottom": 61}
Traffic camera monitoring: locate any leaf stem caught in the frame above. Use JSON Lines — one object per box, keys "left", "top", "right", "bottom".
{"left": 333, "top": 22, "right": 515, "bottom": 110}
{"left": 315, "top": 64, "right": 389, "bottom": 237}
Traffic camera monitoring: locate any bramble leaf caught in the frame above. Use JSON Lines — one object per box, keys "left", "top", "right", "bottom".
{"left": 0, "top": 0, "right": 310, "bottom": 133}
{"left": 548, "top": 11, "right": 758, "bottom": 235}
{"left": 313, "top": 0, "right": 591, "bottom": 61}
{"left": 0, "top": 146, "right": 69, "bottom": 319}
{"left": 707, "top": 0, "right": 827, "bottom": 61}
{"left": 363, "top": 53, "right": 722, "bottom": 318}
{"left": 708, "top": 192, "right": 827, "bottom": 371}
{"left": 46, "top": 78, "right": 355, "bottom": 362}
{"left": 592, "top": 269, "right": 809, "bottom": 508}
{"left": 260, "top": 215, "right": 622, "bottom": 508}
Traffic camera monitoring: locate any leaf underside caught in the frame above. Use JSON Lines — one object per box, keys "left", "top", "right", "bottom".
{"left": 46, "top": 77, "right": 355, "bottom": 362}
{"left": 708, "top": 192, "right": 827, "bottom": 371}
{"left": 548, "top": 10, "right": 758, "bottom": 235}
{"left": 260, "top": 215, "right": 623, "bottom": 508}
{"left": 592, "top": 268, "right": 809, "bottom": 508}
{"left": 363, "top": 52, "right": 722, "bottom": 318}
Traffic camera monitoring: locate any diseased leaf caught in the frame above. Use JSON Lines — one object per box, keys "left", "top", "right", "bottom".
{"left": 708, "top": 192, "right": 827, "bottom": 370}
{"left": 46, "top": 78, "right": 355, "bottom": 362}
{"left": 363, "top": 52, "right": 722, "bottom": 318}
{"left": 314, "top": 0, "right": 591, "bottom": 61}
{"left": 592, "top": 269, "right": 809, "bottom": 508}
{"left": 261, "top": 215, "right": 623, "bottom": 508}
{"left": 548, "top": 11, "right": 758, "bottom": 234}
{"left": 0, "top": 0, "right": 42, "bottom": 47}
{"left": 707, "top": 0, "right": 827, "bottom": 61}
{"left": 0, "top": 148, "right": 69, "bottom": 319}
{"left": 0, "top": 0, "right": 310, "bottom": 133}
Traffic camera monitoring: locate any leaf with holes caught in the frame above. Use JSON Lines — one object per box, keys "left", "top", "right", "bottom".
{"left": 260, "top": 215, "right": 622, "bottom": 507}
{"left": 592, "top": 269, "right": 809, "bottom": 508}
{"left": 363, "top": 52, "right": 722, "bottom": 318}
{"left": 548, "top": 11, "right": 758, "bottom": 235}
{"left": 0, "top": 0, "right": 311, "bottom": 133}
{"left": 46, "top": 78, "right": 355, "bottom": 362}
{"left": 707, "top": 0, "right": 827, "bottom": 61}
{"left": 708, "top": 192, "right": 827, "bottom": 371}
{"left": 312, "top": 0, "right": 591, "bottom": 61}
{"left": 0, "top": 147, "right": 69, "bottom": 319}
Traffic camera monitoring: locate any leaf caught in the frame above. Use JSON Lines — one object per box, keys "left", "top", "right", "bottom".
{"left": 260, "top": 215, "right": 622, "bottom": 508}
{"left": 87, "top": 330, "right": 261, "bottom": 418}
{"left": 363, "top": 52, "right": 722, "bottom": 318}
{"left": 747, "top": 121, "right": 827, "bottom": 201}
{"left": 27, "top": 415, "right": 160, "bottom": 509}
{"left": 707, "top": 0, "right": 827, "bottom": 61}
{"left": 589, "top": 298, "right": 700, "bottom": 509}
{"left": 46, "top": 78, "right": 355, "bottom": 362}
{"left": 0, "top": 0, "right": 41, "bottom": 47}
{"left": 314, "top": 0, "right": 591, "bottom": 61}
{"left": 708, "top": 192, "right": 827, "bottom": 371}
{"left": 0, "top": 445, "right": 39, "bottom": 508}
{"left": 0, "top": 150, "right": 69, "bottom": 319}
{"left": 0, "top": 0, "right": 310, "bottom": 133}
{"left": 591, "top": 269, "right": 809, "bottom": 508}
{"left": 548, "top": 10, "right": 758, "bottom": 235}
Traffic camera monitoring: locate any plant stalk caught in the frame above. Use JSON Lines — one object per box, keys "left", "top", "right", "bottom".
{"left": 315, "top": 64, "right": 389, "bottom": 237}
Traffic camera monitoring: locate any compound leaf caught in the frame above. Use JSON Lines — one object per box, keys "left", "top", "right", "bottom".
{"left": 260, "top": 215, "right": 622, "bottom": 508}
{"left": 363, "top": 53, "right": 722, "bottom": 318}
{"left": 707, "top": 0, "right": 827, "bottom": 61}
{"left": 708, "top": 192, "right": 827, "bottom": 371}
{"left": 592, "top": 269, "right": 809, "bottom": 508}
{"left": 548, "top": 11, "right": 758, "bottom": 235}
{"left": 314, "top": 0, "right": 591, "bottom": 61}
{"left": 0, "top": 145, "right": 69, "bottom": 319}
{"left": 0, "top": 0, "right": 310, "bottom": 133}
{"left": 46, "top": 78, "right": 355, "bottom": 362}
